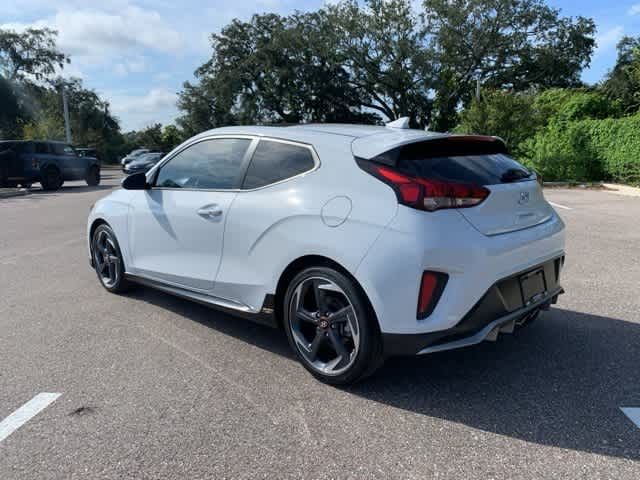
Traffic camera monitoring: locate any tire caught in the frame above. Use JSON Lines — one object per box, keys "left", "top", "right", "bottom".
{"left": 283, "top": 266, "right": 383, "bottom": 385}
{"left": 86, "top": 166, "right": 100, "bottom": 186}
{"left": 40, "top": 166, "right": 63, "bottom": 191}
{"left": 91, "top": 224, "right": 132, "bottom": 293}
{"left": 20, "top": 183, "right": 32, "bottom": 189}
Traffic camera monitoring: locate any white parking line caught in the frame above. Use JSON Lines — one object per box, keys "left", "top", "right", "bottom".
{"left": 621, "top": 407, "right": 640, "bottom": 429}
{"left": 0, "top": 393, "right": 61, "bottom": 443}
{"left": 549, "top": 201, "right": 572, "bottom": 210}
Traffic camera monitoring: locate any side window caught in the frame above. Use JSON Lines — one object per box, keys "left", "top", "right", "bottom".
{"left": 35, "top": 142, "right": 49, "bottom": 154}
{"left": 63, "top": 145, "right": 76, "bottom": 155}
{"left": 155, "top": 138, "right": 251, "bottom": 190}
{"left": 242, "top": 140, "right": 315, "bottom": 189}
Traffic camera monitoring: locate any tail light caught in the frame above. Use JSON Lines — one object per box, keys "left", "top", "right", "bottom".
{"left": 359, "top": 162, "right": 489, "bottom": 212}
{"left": 417, "top": 271, "right": 448, "bottom": 319}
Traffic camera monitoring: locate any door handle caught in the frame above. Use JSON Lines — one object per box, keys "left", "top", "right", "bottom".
{"left": 197, "top": 204, "right": 223, "bottom": 219}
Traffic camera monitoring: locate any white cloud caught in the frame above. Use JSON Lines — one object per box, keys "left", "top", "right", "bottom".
{"left": 1, "top": 5, "right": 183, "bottom": 70}
{"left": 114, "top": 56, "right": 150, "bottom": 77}
{"left": 594, "top": 26, "right": 624, "bottom": 58}
{"left": 107, "top": 87, "right": 179, "bottom": 131}
{"left": 629, "top": 4, "right": 640, "bottom": 16}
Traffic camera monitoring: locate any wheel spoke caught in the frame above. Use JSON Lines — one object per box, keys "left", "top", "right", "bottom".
{"left": 106, "top": 238, "right": 117, "bottom": 254}
{"left": 327, "top": 329, "right": 349, "bottom": 361}
{"left": 307, "top": 332, "right": 323, "bottom": 361}
{"left": 313, "top": 280, "right": 327, "bottom": 312}
{"left": 330, "top": 305, "right": 354, "bottom": 323}
{"left": 296, "top": 308, "right": 318, "bottom": 325}
{"left": 108, "top": 262, "right": 116, "bottom": 282}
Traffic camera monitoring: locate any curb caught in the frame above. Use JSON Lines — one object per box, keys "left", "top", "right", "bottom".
{"left": 543, "top": 181, "right": 605, "bottom": 188}
{"left": 543, "top": 181, "right": 640, "bottom": 196}
{"left": 0, "top": 189, "right": 30, "bottom": 199}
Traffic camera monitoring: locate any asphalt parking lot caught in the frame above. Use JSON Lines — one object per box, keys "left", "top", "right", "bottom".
{"left": 1, "top": 173, "right": 639, "bottom": 479}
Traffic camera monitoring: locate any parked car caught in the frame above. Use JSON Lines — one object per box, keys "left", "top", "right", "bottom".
{"left": 123, "top": 152, "right": 164, "bottom": 175}
{"left": 120, "top": 148, "right": 150, "bottom": 170}
{"left": 87, "top": 120, "right": 565, "bottom": 385}
{"left": 0, "top": 140, "right": 100, "bottom": 191}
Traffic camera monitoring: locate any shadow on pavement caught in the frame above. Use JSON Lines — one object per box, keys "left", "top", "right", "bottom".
{"left": 129, "top": 287, "right": 640, "bottom": 461}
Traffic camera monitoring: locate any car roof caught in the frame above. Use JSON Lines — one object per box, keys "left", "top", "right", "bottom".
{"left": 194, "top": 124, "right": 452, "bottom": 159}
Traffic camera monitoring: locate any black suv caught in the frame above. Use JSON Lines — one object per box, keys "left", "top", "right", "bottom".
{"left": 0, "top": 140, "right": 100, "bottom": 191}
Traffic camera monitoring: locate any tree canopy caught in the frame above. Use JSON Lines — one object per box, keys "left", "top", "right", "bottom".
{"left": 179, "top": 0, "right": 596, "bottom": 131}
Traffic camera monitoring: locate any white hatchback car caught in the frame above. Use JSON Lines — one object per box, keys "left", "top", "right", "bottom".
{"left": 88, "top": 120, "right": 565, "bottom": 384}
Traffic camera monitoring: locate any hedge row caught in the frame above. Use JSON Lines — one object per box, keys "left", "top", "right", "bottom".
{"left": 524, "top": 113, "right": 640, "bottom": 184}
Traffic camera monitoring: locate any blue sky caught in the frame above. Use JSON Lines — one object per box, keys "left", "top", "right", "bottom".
{"left": 2, "top": 0, "right": 640, "bottom": 131}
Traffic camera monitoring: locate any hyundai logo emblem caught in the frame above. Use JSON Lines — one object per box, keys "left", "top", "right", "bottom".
{"left": 518, "top": 191, "right": 530, "bottom": 205}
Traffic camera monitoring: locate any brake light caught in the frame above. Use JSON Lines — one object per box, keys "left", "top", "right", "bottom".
{"left": 417, "top": 271, "right": 448, "bottom": 319}
{"left": 367, "top": 164, "right": 489, "bottom": 212}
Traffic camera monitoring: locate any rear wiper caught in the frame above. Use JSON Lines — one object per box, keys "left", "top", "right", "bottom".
{"left": 501, "top": 168, "right": 531, "bottom": 183}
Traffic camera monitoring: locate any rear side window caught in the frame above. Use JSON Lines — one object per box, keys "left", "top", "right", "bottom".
{"left": 374, "top": 139, "right": 533, "bottom": 186}
{"left": 51, "top": 143, "right": 75, "bottom": 155}
{"left": 242, "top": 140, "right": 315, "bottom": 189}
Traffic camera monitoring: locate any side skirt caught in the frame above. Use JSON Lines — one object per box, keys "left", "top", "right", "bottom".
{"left": 125, "top": 273, "right": 278, "bottom": 328}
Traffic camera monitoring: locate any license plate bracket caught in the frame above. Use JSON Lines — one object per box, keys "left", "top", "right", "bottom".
{"left": 519, "top": 268, "right": 547, "bottom": 306}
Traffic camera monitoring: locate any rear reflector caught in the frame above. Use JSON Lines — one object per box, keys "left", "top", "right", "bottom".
{"left": 360, "top": 162, "right": 489, "bottom": 212}
{"left": 417, "top": 271, "right": 448, "bottom": 319}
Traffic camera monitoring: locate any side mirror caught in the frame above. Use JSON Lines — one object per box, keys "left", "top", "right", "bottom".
{"left": 122, "top": 172, "right": 150, "bottom": 190}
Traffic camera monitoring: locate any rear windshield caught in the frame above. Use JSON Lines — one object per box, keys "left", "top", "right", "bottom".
{"left": 373, "top": 138, "right": 534, "bottom": 186}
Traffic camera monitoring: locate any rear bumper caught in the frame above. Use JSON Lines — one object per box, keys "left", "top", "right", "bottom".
{"left": 382, "top": 256, "right": 565, "bottom": 356}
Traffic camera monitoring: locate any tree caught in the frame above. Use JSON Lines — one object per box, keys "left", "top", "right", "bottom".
{"left": 603, "top": 36, "right": 640, "bottom": 113}
{"left": 0, "top": 27, "right": 68, "bottom": 81}
{"left": 457, "top": 90, "right": 538, "bottom": 155}
{"left": 0, "top": 76, "right": 22, "bottom": 137}
{"left": 19, "top": 78, "right": 124, "bottom": 162}
{"left": 423, "top": 0, "right": 596, "bottom": 130}
{"left": 161, "top": 124, "right": 183, "bottom": 152}
{"left": 178, "top": 10, "right": 379, "bottom": 131}
{"left": 134, "top": 124, "right": 164, "bottom": 151}
{"left": 327, "top": 0, "right": 434, "bottom": 126}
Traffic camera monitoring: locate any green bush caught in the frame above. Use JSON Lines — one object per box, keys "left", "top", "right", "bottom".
{"left": 456, "top": 90, "right": 538, "bottom": 157}
{"left": 523, "top": 120, "right": 603, "bottom": 181}
{"left": 523, "top": 113, "right": 640, "bottom": 184}
{"left": 531, "top": 88, "right": 622, "bottom": 123}
{"left": 592, "top": 116, "right": 640, "bottom": 184}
